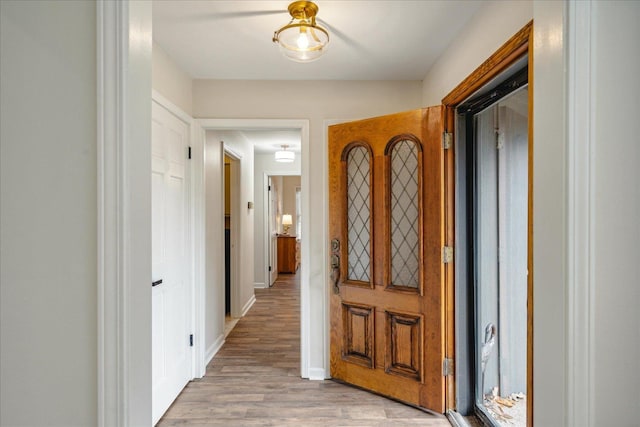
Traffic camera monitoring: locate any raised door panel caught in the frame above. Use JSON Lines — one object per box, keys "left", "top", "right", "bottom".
{"left": 385, "top": 311, "right": 423, "bottom": 381}
{"left": 341, "top": 302, "right": 375, "bottom": 368}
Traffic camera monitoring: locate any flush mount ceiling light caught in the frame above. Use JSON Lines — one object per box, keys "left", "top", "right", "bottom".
{"left": 272, "top": 1, "right": 329, "bottom": 63}
{"left": 275, "top": 145, "right": 295, "bottom": 162}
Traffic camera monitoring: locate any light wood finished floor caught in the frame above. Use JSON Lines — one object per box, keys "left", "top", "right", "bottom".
{"left": 158, "top": 272, "right": 451, "bottom": 426}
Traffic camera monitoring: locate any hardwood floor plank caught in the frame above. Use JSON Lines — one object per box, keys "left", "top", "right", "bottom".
{"left": 158, "top": 272, "right": 451, "bottom": 426}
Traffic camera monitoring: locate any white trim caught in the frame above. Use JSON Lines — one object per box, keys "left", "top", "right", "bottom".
{"left": 223, "top": 148, "right": 242, "bottom": 318}
{"left": 98, "top": 1, "right": 152, "bottom": 424}
{"left": 97, "top": 2, "right": 128, "bottom": 425}
{"left": 152, "top": 90, "right": 192, "bottom": 125}
{"left": 254, "top": 282, "right": 267, "bottom": 289}
{"left": 264, "top": 173, "right": 271, "bottom": 287}
{"left": 566, "top": 2, "right": 595, "bottom": 427}
{"left": 241, "top": 294, "right": 257, "bottom": 317}
{"left": 307, "top": 368, "right": 327, "bottom": 381}
{"left": 224, "top": 145, "right": 243, "bottom": 160}
{"left": 205, "top": 334, "right": 225, "bottom": 366}
{"left": 196, "top": 118, "right": 312, "bottom": 378}
{"left": 191, "top": 122, "right": 207, "bottom": 378}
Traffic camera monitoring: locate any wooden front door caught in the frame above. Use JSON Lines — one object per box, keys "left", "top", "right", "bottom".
{"left": 328, "top": 107, "right": 445, "bottom": 412}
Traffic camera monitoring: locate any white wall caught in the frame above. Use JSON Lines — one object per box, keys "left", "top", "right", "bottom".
{"left": 282, "top": 176, "right": 301, "bottom": 236}
{"left": 0, "top": 1, "right": 97, "bottom": 424}
{"left": 421, "top": 0, "right": 532, "bottom": 106}
{"left": 588, "top": 2, "right": 639, "bottom": 425}
{"left": 152, "top": 41, "right": 193, "bottom": 116}
{"left": 254, "top": 153, "right": 302, "bottom": 287}
{"left": 194, "top": 80, "right": 422, "bottom": 376}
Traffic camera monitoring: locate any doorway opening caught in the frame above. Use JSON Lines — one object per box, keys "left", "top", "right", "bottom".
{"left": 455, "top": 57, "right": 529, "bottom": 427}
{"left": 267, "top": 175, "right": 301, "bottom": 284}
{"left": 223, "top": 154, "right": 239, "bottom": 337}
{"left": 198, "top": 118, "right": 312, "bottom": 378}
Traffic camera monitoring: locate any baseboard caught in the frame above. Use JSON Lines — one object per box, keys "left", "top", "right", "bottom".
{"left": 241, "top": 294, "right": 256, "bottom": 317}
{"left": 253, "top": 282, "right": 267, "bottom": 289}
{"left": 307, "top": 367, "right": 327, "bottom": 381}
{"left": 205, "top": 333, "right": 225, "bottom": 366}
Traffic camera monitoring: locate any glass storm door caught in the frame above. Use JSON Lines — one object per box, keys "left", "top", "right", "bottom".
{"left": 473, "top": 86, "right": 529, "bottom": 426}
{"left": 328, "top": 107, "right": 446, "bottom": 412}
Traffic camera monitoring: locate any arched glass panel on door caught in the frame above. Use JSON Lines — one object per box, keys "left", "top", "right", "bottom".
{"left": 342, "top": 143, "right": 373, "bottom": 285}
{"left": 386, "top": 136, "right": 422, "bottom": 290}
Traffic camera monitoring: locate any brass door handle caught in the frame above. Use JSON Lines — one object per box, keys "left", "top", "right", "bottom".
{"left": 330, "top": 238, "right": 341, "bottom": 294}
{"left": 331, "top": 254, "right": 340, "bottom": 294}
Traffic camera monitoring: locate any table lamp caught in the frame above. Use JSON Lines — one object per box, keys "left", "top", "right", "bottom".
{"left": 282, "top": 214, "right": 292, "bottom": 235}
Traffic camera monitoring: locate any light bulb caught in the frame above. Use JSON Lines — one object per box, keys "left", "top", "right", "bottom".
{"left": 297, "top": 32, "right": 309, "bottom": 50}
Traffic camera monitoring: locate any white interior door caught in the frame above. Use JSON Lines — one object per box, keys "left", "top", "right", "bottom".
{"left": 152, "top": 101, "right": 191, "bottom": 425}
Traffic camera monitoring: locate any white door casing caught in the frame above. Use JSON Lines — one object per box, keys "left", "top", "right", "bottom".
{"left": 151, "top": 100, "right": 192, "bottom": 424}
{"left": 268, "top": 176, "right": 278, "bottom": 286}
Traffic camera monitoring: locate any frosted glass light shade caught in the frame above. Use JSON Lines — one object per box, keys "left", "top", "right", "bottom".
{"left": 275, "top": 149, "right": 295, "bottom": 162}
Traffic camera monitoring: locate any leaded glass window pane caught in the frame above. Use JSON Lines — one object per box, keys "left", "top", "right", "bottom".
{"left": 390, "top": 140, "right": 420, "bottom": 288}
{"left": 346, "top": 146, "right": 371, "bottom": 282}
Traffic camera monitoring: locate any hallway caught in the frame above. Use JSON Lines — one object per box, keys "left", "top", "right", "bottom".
{"left": 158, "top": 273, "right": 451, "bottom": 426}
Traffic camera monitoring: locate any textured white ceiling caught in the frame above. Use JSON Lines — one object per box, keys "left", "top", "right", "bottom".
{"left": 153, "top": 0, "right": 485, "bottom": 81}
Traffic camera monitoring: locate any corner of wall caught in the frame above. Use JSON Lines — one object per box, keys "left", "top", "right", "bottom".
{"left": 205, "top": 334, "right": 225, "bottom": 366}
{"left": 152, "top": 41, "right": 194, "bottom": 116}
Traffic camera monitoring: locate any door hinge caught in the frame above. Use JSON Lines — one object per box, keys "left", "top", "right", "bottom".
{"left": 496, "top": 130, "right": 505, "bottom": 150}
{"left": 442, "top": 246, "right": 454, "bottom": 264}
{"left": 188, "top": 146, "right": 192, "bottom": 159}
{"left": 268, "top": 185, "right": 271, "bottom": 191}
{"left": 189, "top": 334, "right": 194, "bottom": 347}
{"left": 268, "top": 266, "right": 272, "bottom": 272}
{"left": 443, "top": 357, "right": 454, "bottom": 376}
{"left": 442, "top": 132, "right": 453, "bottom": 150}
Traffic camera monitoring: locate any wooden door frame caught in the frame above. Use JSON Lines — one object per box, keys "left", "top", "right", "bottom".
{"left": 441, "top": 21, "right": 533, "bottom": 426}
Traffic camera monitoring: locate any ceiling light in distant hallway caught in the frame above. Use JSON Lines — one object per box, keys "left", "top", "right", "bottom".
{"left": 272, "top": 1, "right": 329, "bottom": 63}
{"left": 275, "top": 145, "right": 295, "bottom": 162}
